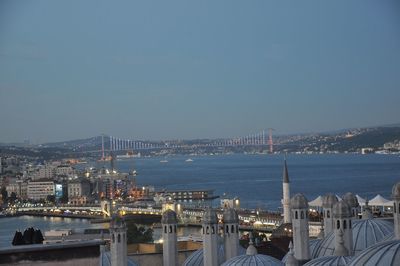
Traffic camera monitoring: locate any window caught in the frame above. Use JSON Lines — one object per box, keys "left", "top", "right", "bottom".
{"left": 169, "top": 226, "right": 172, "bottom": 233}
{"left": 164, "top": 226, "right": 167, "bottom": 234}
{"left": 231, "top": 225, "right": 235, "bottom": 233}
{"left": 327, "top": 210, "right": 330, "bottom": 218}
{"left": 301, "top": 211, "right": 304, "bottom": 219}
{"left": 118, "top": 234, "right": 121, "bottom": 243}
{"left": 206, "top": 226, "right": 209, "bottom": 234}
{"left": 394, "top": 203, "right": 396, "bottom": 213}
{"left": 226, "top": 225, "right": 229, "bottom": 233}
{"left": 343, "top": 220, "right": 347, "bottom": 229}
{"left": 112, "top": 234, "right": 115, "bottom": 243}
{"left": 295, "top": 211, "right": 298, "bottom": 219}
{"left": 337, "top": 220, "right": 340, "bottom": 229}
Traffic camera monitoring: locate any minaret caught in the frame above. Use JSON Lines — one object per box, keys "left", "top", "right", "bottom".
{"left": 322, "top": 193, "right": 338, "bottom": 237}
{"left": 202, "top": 208, "right": 219, "bottom": 266}
{"left": 333, "top": 201, "right": 353, "bottom": 256}
{"left": 290, "top": 193, "right": 310, "bottom": 264}
{"left": 223, "top": 207, "right": 239, "bottom": 261}
{"left": 392, "top": 182, "right": 400, "bottom": 239}
{"left": 110, "top": 215, "right": 127, "bottom": 266}
{"left": 162, "top": 209, "right": 178, "bottom": 266}
{"left": 282, "top": 158, "right": 291, "bottom": 223}
{"left": 342, "top": 192, "right": 359, "bottom": 219}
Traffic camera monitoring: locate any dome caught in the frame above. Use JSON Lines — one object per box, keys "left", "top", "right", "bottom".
{"left": 348, "top": 239, "right": 400, "bottom": 266}
{"left": 161, "top": 209, "right": 177, "bottom": 224}
{"left": 223, "top": 208, "right": 239, "bottom": 224}
{"left": 342, "top": 193, "right": 359, "bottom": 208}
{"left": 100, "top": 251, "right": 138, "bottom": 266}
{"left": 312, "top": 219, "right": 394, "bottom": 258}
{"left": 203, "top": 208, "right": 218, "bottom": 224}
{"left": 283, "top": 239, "right": 321, "bottom": 263}
{"left": 333, "top": 201, "right": 351, "bottom": 218}
{"left": 303, "top": 256, "right": 352, "bottom": 266}
{"left": 322, "top": 194, "right": 338, "bottom": 208}
{"left": 182, "top": 238, "right": 246, "bottom": 266}
{"left": 110, "top": 214, "right": 125, "bottom": 229}
{"left": 291, "top": 194, "right": 309, "bottom": 209}
{"left": 221, "top": 254, "right": 284, "bottom": 266}
{"left": 392, "top": 182, "right": 400, "bottom": 200}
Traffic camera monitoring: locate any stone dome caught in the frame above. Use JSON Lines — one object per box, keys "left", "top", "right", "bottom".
{"left": 221, "top": 254, "right": 283, "bottom": 266}
{"left": 291, "top": 194, "right": 309, "bottom": 209}
{"left": 110, "top": 214, "right": 126, "bottom": 229}
{"left": 161, "top": 209, "right": 177, "bottom": 224}
{"left": 342, "top": 193, "right": 359, "bottom": 208}
{"left": 392, "top": 182, "right": 400, "bottom": 200}
{"left": 311, "top": 219, "right": 394, "bottom": 258}
{"left": 223, "top": 208, "right": 239, "bottom": 224}
{"left": 348, "top": 239, "right": 400, "bottom": 266}
{"left": 182, "top": 238, "right": 246, "bottom": 266}
{"left": 322, "top": 194, "right": 338, "bottom": 208}
{"left": 303, "top": 256, "right": 352, "bottom": 266}
{"left": 100, "top": 251, "right": 138, "bottom": 266}
{"left": 203, "top": 208, "right": 218, "bottom": 224}
{"left": 333, "top": 201, "right": 351, "bottom": 218}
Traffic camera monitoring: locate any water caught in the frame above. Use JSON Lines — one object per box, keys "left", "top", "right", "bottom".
{"left": 1, "top": 154, "right": 400, "bottom": 247}
{"left": 113, "top": 154, "right": 400, "bottom": 210}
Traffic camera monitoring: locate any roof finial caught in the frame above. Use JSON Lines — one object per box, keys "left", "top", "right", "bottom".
{"left": 285, "top": 241, "right": 298, "bottom": 266}
{"left": 246, "top": 232, "right": 258, "bottom": 255}
{"left": 334, "top": 229, "right": 349, "bottom": 256}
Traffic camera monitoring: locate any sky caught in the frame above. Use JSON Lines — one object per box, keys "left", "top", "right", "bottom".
{"left": 0, "top": 1, "right": 400, "bottom": 143}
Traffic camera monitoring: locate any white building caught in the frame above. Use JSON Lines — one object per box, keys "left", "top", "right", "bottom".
{"left": 27, "top": 179, "right": 55, "bottom": 200}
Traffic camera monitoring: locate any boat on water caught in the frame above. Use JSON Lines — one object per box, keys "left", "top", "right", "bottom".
{"left": 116, "top": 151, "right": 141, "bottom": 160}
{"left": 130, "top": 169, "right": 138, "bottom": 176}
{"left": 160, "top": 160, "right": 168, "bottom": 163}
{"left": 185, "top": 158, "right": 194, "bottom": 162}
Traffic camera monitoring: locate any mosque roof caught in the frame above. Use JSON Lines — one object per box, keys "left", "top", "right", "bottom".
{"left": 100, "top": 251, "right": 138, "bottom": 266}
{"left": 291, "top": 194, "right": 308, "bottom": 209}
{"left": 223, "top": 208, "right": 239, "bottom": 224}
{"left": 221, "top": 254, "right": 284, "bottom": 266}
{"left": 161, "top": 209, "right": 177, "bottom": 224}
{"left": 348, "top": 239, "right": 400, "bottom": 266}
{"left": 182, "top": 239, "right": 246, "bottom": 266}
{"left": 342, "top": 193, "right": 359, "bottom": 208}
{"left": 311, "top": 219, "right": 394, "bottom": 258}
{"left": 392, "top": 182, "right": 400, "bottom": 200}
{"left": 303, "top": 255, "right": 352, "bottom": 266}
{"left": 322, "top": 194, "right": 339, "bottom": 208}
{"left": 333, "top": 201, "right": 352, "bottom": 218}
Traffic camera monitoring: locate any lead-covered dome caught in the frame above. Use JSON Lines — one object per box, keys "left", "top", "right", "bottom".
{"left": 333, "top": 201, "right": 351, "bottom": 218}
{"left": 221, "top": 254, "right": 283, "bottom": 266}
{"left": 304, "top": 256, "right": 351, "bottom": 266}
{"left": 348, "top": 239, "right": 400, "bottom": 266}
{"left": 291, "top": 194, "right": 309, "bottom": 209}
{"left": 342, "top": 193, "right": 359, "bottom": 208}
{"left": 161, "top": 209, "right": 177, "bottom": 224}
{"left": 183, "top": 237, "right": 246, "bottom": 266}
{"left": 322, "top": 194, "right": 338, "bottom": 208}
{"left": 311, "top": 219, "right": 393, "bottom": 258}
{"left": 202, "top": 208, "right": 218, "bottom": 224}
{"left": 392, "top": 182, "right": 400, "bottom": 200}
{"left": 223, "top": 208, "right": 239, "bottom": 224}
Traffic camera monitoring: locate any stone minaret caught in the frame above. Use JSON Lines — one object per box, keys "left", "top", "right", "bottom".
{"left": 202, "top": 208, "right": 219, "bottom": 266}
{"left": 392, "top": 182, "right": 400, "bottom": 239}
{"left": 110, "top": 215, "right": 127, "bottom": 266}
{"left": 290, "top": 193, "right": 310, "bottom": 264}
{"left": 342, "top": 192, "right": 359, "bottom": 219}
{"left": 322, "top": 193, "right": 338, "bottom": 237}
{"left": 223, "top": 208, "right": 239, "bottom": 261}
{"left": 282, "top": 158, "right": 291, "bottom": 224}
{"left": 333, "top": 201, "right": 353, "bottom": 256}
{"left": 162, "top": 209, "right": 178, "bottom": 266}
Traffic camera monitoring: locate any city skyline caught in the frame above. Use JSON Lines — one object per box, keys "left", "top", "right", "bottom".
{"left": 1, "top": 1, "right": 400, "bottom": 143}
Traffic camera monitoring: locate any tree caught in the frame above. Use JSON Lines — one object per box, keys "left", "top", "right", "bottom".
{"left": 126, "top": 221, "right": 154, "bottom": 244}
{"left": 9, "top": 192, "right": 17, "bottom": 203}
{"left": 0, "top": 186, "right": 7, "bottom": 203}
{"left": 46, "top": 195, "right": 56, "bottom": 204}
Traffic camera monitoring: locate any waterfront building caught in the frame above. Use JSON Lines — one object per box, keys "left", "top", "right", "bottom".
{"left": 68, "top": 178, "right": 91, "bottom": 205}
{"left": 5, "top": 180, "right": 28, "bottom": 200}
{"left": 27, "top": 179, "right": 55, "bottom": 201}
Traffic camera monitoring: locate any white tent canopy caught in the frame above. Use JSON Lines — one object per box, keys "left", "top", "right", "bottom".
{"left": 368, "top": 194, "right": 393, "bottom": 207}
{"left": 356, "top": 194, "right": 366, "bottom": 206}
{"left": 309, "top": 196, "right": 323, "bottom": 207}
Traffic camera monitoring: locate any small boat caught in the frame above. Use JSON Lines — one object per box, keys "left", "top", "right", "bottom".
{"left": 160, "top": 160, "right": 168, "bottom": 163}
{"left": 130, "top": 169, "right": 138, "bottom": 176}
{"left": 185, "top": 158, "right": 193, "bottom": 162}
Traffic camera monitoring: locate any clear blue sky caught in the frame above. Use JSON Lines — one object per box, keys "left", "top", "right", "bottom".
{"left": 0, "top": 1, "right": 399, "bottom": 143}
